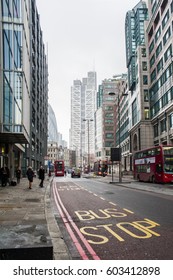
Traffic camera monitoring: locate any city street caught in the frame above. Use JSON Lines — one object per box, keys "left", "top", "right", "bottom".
{"left": 52, "top": 175, "right": 173, "bottom": 260}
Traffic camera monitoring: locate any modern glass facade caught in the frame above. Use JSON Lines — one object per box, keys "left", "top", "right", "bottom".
{"left": 1, "top": 0, "right": 30, "bottom": 138}
{"left": 25, "top": 0, "right": 48, "bottom": 171}
{"left": 0, "top": 0, "right": 31, "bottom": 176}
{"left": 125, "top": 1, "right": 148, "bottom": 92}
{"left": 48, "top": 104, "right": 58, "bottom": 143}
{"left": 0, "top": 0, "right": 48, "bottom": 176}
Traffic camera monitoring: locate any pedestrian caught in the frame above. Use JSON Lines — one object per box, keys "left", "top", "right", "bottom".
{"left": 26, "top": 166, "right": 34, "bottom": 189}
{"left": 16, "top": 167, "right": 21, "bottom": 184}
{"left": 38, "top": 166, "right": 45, "bottom": 187}
{"left": 0, "top": 166, "right": 9, "bottom": 187}
{"left": 64, "top": 170, "right": 66, "bottom": 177}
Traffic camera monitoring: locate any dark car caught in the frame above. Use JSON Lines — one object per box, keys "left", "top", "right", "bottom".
{"left": 71, "top": 169, "right": 81, "bottom": 178}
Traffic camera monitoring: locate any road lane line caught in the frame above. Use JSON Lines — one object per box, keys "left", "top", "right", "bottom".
{"left": 53, "top": 183, "right": 100, "bottom": 260}
{"left": 109, "top": 202, "right": 116, "bottom": 206}
{"left": 123, "top": 208, "right": 134, "bottom": 214}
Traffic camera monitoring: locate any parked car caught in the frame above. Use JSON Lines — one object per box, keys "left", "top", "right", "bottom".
{"left": 71, "top": 169, "right": 81, "bottom": 178}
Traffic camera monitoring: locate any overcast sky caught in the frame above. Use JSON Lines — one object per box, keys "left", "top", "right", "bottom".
{"left": 36, "top": 0, "right": 140, "bottom": 144}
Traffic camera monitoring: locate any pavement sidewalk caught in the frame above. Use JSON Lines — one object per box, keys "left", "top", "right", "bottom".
{"left": 0, "top": 176, "right": 70, "bottom": 260}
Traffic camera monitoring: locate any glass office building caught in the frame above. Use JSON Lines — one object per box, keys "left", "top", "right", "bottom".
{"left": 0, "top": 0, "right": 48, "bottom": 176}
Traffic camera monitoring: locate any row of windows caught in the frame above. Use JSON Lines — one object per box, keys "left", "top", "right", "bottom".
{"left": 134, "top": 147, "right": 161, "bottom": 158}
{"left": 154, "top": 113, "right": 173, "bottom": 137}
{"left": 150, "top": 43, "right": 172, "bottom": 83}
{"left": 3, "top": 24, "right": 22, "bottom": 70}
{"left": 105, "top": 133, "right": 114, "bottom": 139}
{"left": 150, "top": 62, "right": 173, "bottom": 98}
{"left": 151, "top": 86, "right": 173, "bottom": 119}
{"left": 2, "top": 0, "right": 21, "bottom": 19}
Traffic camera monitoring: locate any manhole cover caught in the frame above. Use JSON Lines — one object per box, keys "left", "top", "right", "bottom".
{"left": 24, "top": 199, "right": 40, "bottom": 202}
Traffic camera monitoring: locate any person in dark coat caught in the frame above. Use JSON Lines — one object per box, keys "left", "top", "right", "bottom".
{"left": 0, "top": 166, "right": 9, "bottom": 187}
{"left": 26, "top": 166, "right": 34, "bottom": 189}
{"left": 38, "top": 166, "right": 45, "bottom": 187}
{"left": 16, "top": 167, "right": 21, "bottom": 184}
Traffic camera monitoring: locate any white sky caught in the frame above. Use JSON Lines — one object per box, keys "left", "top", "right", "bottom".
{"left": 36, "top": 0, "right": 140, "bottom": 144}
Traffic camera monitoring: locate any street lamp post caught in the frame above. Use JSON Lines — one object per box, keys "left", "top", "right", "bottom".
{"left": 109, "top": 92, "right": 128, "bottom": 183}
{"left": 83, "top": 119, "right": 93, "bottom": 173}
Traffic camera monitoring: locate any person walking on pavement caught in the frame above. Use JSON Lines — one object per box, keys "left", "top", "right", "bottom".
{"left": 26, "top": 166, "right": 34, "bottom": 189}
{"left": 0, "top": 166, "right": 9, "bottom": 187}
{"left": 38, "top": 166, "right": 45, "bottom": 188}
{"left": 16, "top": 167, "right": 21, "bottom": 184}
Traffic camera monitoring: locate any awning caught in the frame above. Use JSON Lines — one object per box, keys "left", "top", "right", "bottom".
{"left": 0, "top": 132, "right": 29, "bottom": 144}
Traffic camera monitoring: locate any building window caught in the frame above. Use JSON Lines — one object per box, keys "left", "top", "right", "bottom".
{"left": 144, "top": 89, "right": 149, "bottom": 101}
{"left": 3, "top": 26, "right": 13, "bottom": 70}
{"left": 155, "top": 27, "right": 161, "bottom": 43}
{"left": 150, "top": 54, "right": 155, "bottom": 68}
{"left": 164, "top": 44, "right": 172, "bottom": 62}
{"left": 105, "top": 133, "right": 114, "bottom": 139}
{"left": 141, "top": 48, "right": 146, "bottom": 57}
{"left": 163, "top": 27, "right": 171, "bottom": 45}
{"left": 132, "top": 99, "right": 137, "bottom": 126}
{"left": 151, "top": 69, "right": 156, "bottom": 83}
{"left": 157, "top": 58, "right": 163, "bottom": 73}
{"left": 142, "top": 61, "right": 147, "bottom": 71}
{"left": 105, "top": 141, "right": 114, "bottom": 147}
{"left": 3, "top": 72, "right": 13, "bottom": 129}
{"left": 162, "top": 92, "right": 168, "bottom": 107}
{"left": 149, "top": 40, "right": 154, "bottom": 54}
{"left": 162, "top": 10, "right": 169, "bottom": 29}
{"left": 143, "top": 75, "right": 148, "bottom": 85}
{"left": 169, "top": 113, "right": 173, "bottom": 128}
{"left": 171, "top": 0, "right": 173, "bottom": 12}
{"left": 160, "top": 118, "right": 166, "bottom": 133}
{"left": 154, "top": 123, "right": 159, "bottom": 137}
{"left": 144, "top": 107, "right": 150, "bottom": 120}
{"left": 156, "top": 42, "right": 162, "bottom": 58}
{"left": 152, "top": 1, "right": 157, "bottom": 14}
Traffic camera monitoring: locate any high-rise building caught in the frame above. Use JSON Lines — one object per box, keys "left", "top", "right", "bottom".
{"left": 125, "top": 1, "right": 153, "bottom": 154}
{"left": 147, "top": 0, "right": 173, "bottom": 146}
{"left": 0, "top": 0, "right": 48, "bottom": 176}
{"left": 25, "top": 0, "right": 48, "bottom": 172}
{"left": 70, "top": 71, "right": 97, "bottom": 169}
{"left": 48, "top": 104, "right": 58, "bottom": 143}
{"left": 95, "top": 77, "right": 119, "bottom": 161}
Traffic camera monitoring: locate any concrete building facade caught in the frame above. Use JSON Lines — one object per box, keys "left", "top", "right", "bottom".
{"left": 147, "top": 0, "right": 173, "bottom": 146}
{"left": 125, "top": 1, "right": 153, "bottom": 157}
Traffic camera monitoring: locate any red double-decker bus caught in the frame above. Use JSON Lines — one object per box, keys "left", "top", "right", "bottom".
{"left": 54, "top": 160, "right": 65, "bottom": 176}
{"left": 134, "top": 145, "right": 173, "bottom": 183}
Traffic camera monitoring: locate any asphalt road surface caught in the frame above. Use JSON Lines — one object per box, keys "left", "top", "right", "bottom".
{"left": 52, "top": 175, "right": 173, "bottom": 260}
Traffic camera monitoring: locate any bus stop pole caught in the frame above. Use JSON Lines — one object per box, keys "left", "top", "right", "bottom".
{"left": 112, "top": 161, "right": 113, "bottom": 182}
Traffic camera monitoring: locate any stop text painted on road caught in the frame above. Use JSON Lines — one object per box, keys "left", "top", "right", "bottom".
{"left": 75, "top": 208, "right": 160, "bottom": 244}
